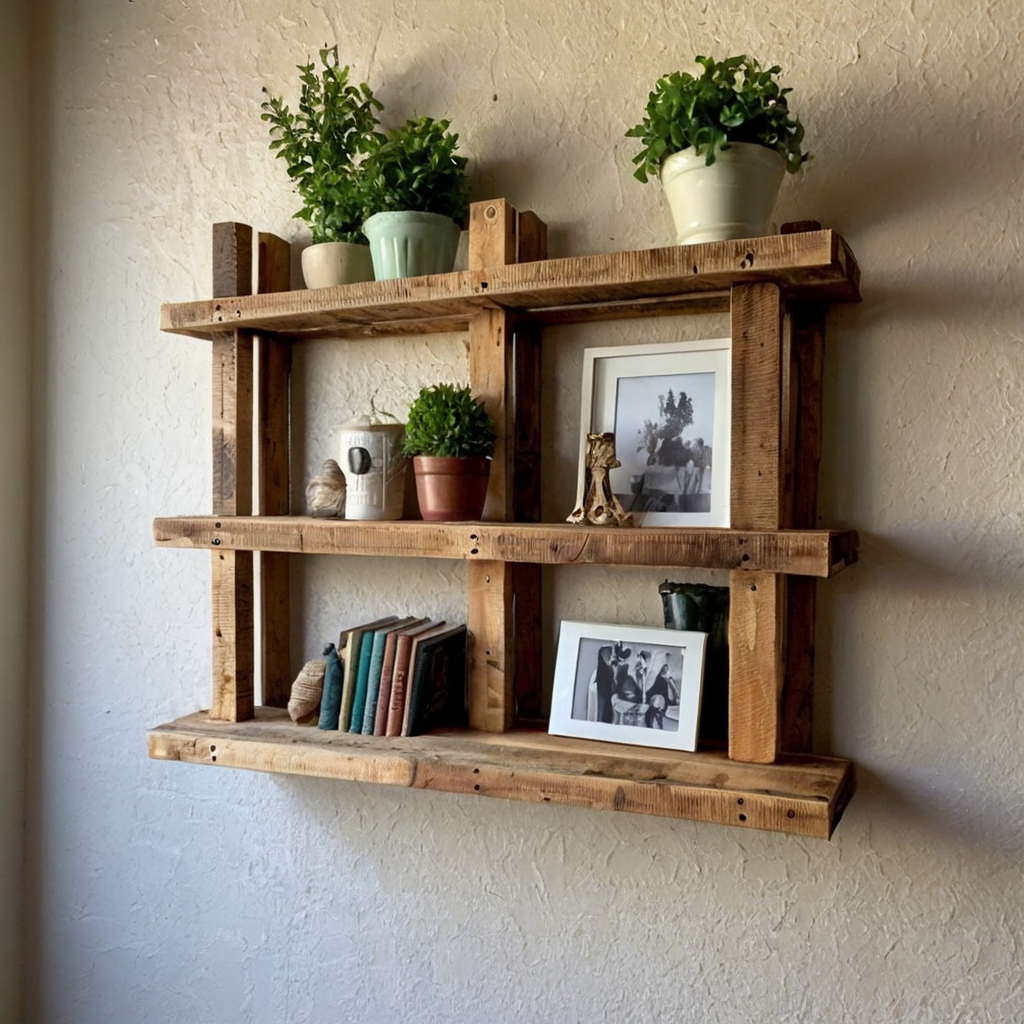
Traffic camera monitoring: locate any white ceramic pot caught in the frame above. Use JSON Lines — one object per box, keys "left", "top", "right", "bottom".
{"left": 301, "top": 241, "right": 375, "bottom": 289}
{"left": 335, "top": 419, "right": 407, "bottom": 521}
{"left": 659, "top": 142, "right": 786, "bottom": 245}
{"left": 362, "top": 211, "right": 462, "bottom": 280}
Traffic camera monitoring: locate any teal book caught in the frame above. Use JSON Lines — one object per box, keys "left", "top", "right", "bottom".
{"left": 337, "top": 616, "right": 398, "bottom": 731}
{"left": 361, "top": 617, "right": 425, "bottom": 735}
{"left": 347, "top": 631, "right": 378, "bottom": 734}
{"left": 315, "top": 642, "right": 345, "bottom": 731}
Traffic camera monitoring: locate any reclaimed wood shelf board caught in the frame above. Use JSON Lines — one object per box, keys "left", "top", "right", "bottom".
{"left": 153, "top": 516, "right": 858, "bottom": 578}
{"left": 161, "top": 230, "right": 861, "bottom": 340}
{"left": 147, "top": 708, "right": 855, "bottom": 839}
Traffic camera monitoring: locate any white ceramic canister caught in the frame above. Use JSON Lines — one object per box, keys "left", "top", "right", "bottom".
{"left": 335, "top": 413, "right": 407, "bottom": 520}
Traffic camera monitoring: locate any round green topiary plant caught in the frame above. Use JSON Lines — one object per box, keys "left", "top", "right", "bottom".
{"left": 626, "top": 54, "right": 809, "bottom": 183}
{"left": 402, "top": 383, "right": 496, "bottom": 458}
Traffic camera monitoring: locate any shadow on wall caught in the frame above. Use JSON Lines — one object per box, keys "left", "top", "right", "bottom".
{"left": 846, "top": 765, "right": 1024, "bottom": 866}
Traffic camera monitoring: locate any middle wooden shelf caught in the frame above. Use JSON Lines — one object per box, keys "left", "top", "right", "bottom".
{"left": 153, "top": 515, "right": 858, "bottom": 577}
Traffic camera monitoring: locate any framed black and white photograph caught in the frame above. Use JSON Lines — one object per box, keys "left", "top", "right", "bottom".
{"left": 548, "top": 621, "right": 707, "bottom": 752}
{"left": 577, "top": 339, "right": 731, "bottom": 527}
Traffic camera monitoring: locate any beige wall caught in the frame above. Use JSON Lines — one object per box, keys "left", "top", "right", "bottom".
{"left": 25, "top": 1, "right": 1024, "bottom": 1021}
{"left": 0, "top": 0, "right": 31, "bottom": 1018}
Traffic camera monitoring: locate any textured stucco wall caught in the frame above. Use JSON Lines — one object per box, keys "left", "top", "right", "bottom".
{"left": 0, "top": 0, "right": 32, "bottom": 1019}
{"left": 26, "top": 1, "right": 1024, "bottom": 1022}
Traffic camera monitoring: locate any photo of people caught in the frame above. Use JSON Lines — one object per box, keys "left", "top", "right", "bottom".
{"left": 609, "top": 371, "right": 716, "bottom": 516}
{"left": 570, "top": 637, "right": 685, "bottom": 732}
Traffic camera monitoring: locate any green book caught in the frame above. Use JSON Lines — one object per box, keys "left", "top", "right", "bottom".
{"left": 360, "top": 617, "right": 424, "bottom": 735}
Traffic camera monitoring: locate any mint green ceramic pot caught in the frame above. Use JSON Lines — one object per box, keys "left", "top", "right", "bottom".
{"left": 363, "top": 210, "right": 462, "bottom": 280}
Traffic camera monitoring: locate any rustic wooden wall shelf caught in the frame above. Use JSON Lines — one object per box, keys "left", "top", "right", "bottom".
{"left": 149, "top": 201, "right": 861, "bottom": 839}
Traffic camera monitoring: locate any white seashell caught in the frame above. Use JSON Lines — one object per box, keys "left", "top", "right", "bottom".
{"left": 306, "top": 459, "right": 346, "bottom": 518}
{"left": 288, "top": 658, "right": 326, "bottom": 724}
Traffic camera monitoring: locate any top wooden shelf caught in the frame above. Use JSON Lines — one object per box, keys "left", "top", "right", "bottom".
{"left": 161, "top": 229, "right": 860, "bottom": 340}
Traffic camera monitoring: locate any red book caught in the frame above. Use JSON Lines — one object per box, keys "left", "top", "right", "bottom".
{"left": 385, "top": 621, "right": 447, "bottom": 737}
{"left": 371, "top": 618, "right": 431, "bottom": 736}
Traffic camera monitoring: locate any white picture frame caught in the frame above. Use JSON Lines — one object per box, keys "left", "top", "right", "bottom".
{"left": 576, "top": 339, "right": 731, "bottom": 527}
{"left": 549, "top": 620, "right": 707, "bottom": 752}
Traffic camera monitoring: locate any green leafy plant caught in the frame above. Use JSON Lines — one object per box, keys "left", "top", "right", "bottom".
{"left": 261, "top": 46, "right": 382, "bottom": 243}
{"left": 402, "top": 383, "right": 496, "bottom": 458}
{"left": 361, "top": 116, "right": 470, "bottom": 222}
{"left": 626, "top": 54, "right": 809, "bottom": 183}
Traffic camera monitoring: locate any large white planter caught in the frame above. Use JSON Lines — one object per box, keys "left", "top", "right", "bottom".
{"left": 300, "top": 241, "right": 374, "bottom": 289}
{"left": 660, "top": 142, "right": 786, "bottom": 245}
{"left": 363, "top": 210, "right": 462, "bottom": 280}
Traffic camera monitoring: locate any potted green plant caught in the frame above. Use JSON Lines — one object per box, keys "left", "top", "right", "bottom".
{"left": 261, "top": 45, "right": 382, "bottom": 287}
{"left": 626, "top": 54, "right": 809, "bottom": 244}
{"left": 359, "top": 116, "right": 470, "bottom": 280}
{"left": 402, "top": 383, "right": 495, "bottom": 521}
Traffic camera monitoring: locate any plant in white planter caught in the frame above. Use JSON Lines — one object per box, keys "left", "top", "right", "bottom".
{"left": 402, "top": 383, "right": 495, "bottom": 521}
{"left": 626, "top": 55, "right": 809, "bottom": 244}
{"left": 261, "top": 46, "right": 382, "bottom": 287}
{"left": 360, "top": 117, "right": 470, "bottom": 280}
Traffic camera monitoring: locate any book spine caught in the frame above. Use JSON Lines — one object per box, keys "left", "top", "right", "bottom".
{"left": 373, "top": 633, "right": 400, "bottom": 736}
{"left": 385, "top": 635, "right": 413, "bottom": 737}
{"left": 349, "top": 632, "right": 376, "bottom": 733}
{"left": 361, "top": 633, "right": 388, "bottom": 734}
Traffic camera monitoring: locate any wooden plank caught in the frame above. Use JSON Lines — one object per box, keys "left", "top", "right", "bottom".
{"left": 516, "top": 211, "right": 547, "bottom": 266}
{"left": 728, "top": 281, "right": 785, "bottom": 763}
{"left": 213, "top": 222, "right": 252, "bottom": 299}
{"left": 153, "top": 517, "right": 858, "bottom": 577}
{"left": 468, "top": 199, "right": 516, "bottom": 270}
{"left": 728, "top": 570, "right": 785, "bottom": 763}
{"left": 211, "top": 222, "right": 254, "bottom": 722}
{"left": 211, "top": 549, "right": 254, "bottom": 721}
{"left": 470, "top": 308, "right": 514, "bottom": 520}
{"left": 256, "top": 232, "right": 292, "bottom": 709}
{"left": 147, "top": 707, "right": 855, "bottom": 838}
{"left": 161, "top": 230, "right": 861, "bottom": 340}
{"left": 467, "top": 561, "right": 514, "bottom": 732}
{"left": 781, "top": 304, "right": 827, "bottom": 752}
{"left": 730, "top": 281, "right": 784, "bottom": 530}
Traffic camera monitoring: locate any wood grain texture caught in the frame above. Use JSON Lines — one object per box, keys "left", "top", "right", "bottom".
{"left": 256, "top": 232, "right": 291, "bottom": 708}
{"left": 781, "top": 305, "right": 827, "bottom": 752}
{"left": 730, "top": 281, "right": 784, "bottom": 531}
{"left": 211, "top": 549, "right": 254, "bottom": 721}
{"left": 467, "top": 561, "right": 514, "bottom": 732}
{"left": 728, "top": 570, "right": 785, "bottom": 763}
{"left": 210, "top": 225, "right": 254, "bottom": 722}
{"left": 212, "top": 222, "right": 252, "bottom": 298}
{"left": 147, "top": 707, "right": 855, "bottom": 838}
{"left": 161, "top": 230, "right": 861, "bottom": 340}
{"left": 470, "top": 308, "right": 514, "bottom": 521}
{"left": 468, "top": 199, "right": 516, "bottom": 270}
{"left": 153, "top": 517, "right": 858, "bottom": 577}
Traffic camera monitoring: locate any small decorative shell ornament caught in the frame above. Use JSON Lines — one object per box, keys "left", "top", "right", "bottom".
{"left": 567, "top": 432, "right": 634, "bottom": 527}
{"left": 306, "top": 458, "right": 346, "bottom": 518}
{"left": 288, "top": 658, "right": 326, "bottom": 724}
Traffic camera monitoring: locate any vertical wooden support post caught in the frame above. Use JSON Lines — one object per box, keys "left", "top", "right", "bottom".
{"left": 465, "top": 200, "right": 545, "bottom": 731}
{"left": 210, "top": 222, "right": 254, "bottom": 721}
{"left": 256, "top": 232, "right": 292, "bottom": 708}
{"left": 781, "top": 304, "right": 826, "bottom": 752}
{"left": 728, "top": 281, "right": 784, "bottom": 762}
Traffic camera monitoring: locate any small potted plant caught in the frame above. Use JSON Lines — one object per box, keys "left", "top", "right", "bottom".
{"left": 626, "top": 54, "right": 809, "bottom": 245}
{"left": 261, "top": 45, "right": 382, "bottom": 287}
{"left": 402, "top": 383, "right": 495, "bottom": 521}
{"left": 360, "top": 116, "right": 470, "bottom": 280}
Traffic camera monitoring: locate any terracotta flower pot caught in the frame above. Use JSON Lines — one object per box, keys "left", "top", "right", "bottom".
{"left": 412, "top": 455, "right": 491, "bottom": 521}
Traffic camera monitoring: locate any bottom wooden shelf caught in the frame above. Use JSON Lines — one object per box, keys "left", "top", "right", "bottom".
{"left": 148, "top": 708, "right": 854, "bottom": 839}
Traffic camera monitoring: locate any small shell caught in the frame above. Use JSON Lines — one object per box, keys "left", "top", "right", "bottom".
{"left": 288, "top": 658, "right": 326, "bottom": 724}
{"left": 306, "top": 459, "right": 346, "bottom": 518}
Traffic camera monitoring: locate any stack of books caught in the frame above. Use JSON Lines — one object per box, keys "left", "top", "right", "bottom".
{"left": 316, "top": 616, "right": 468, "bottom": 738}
